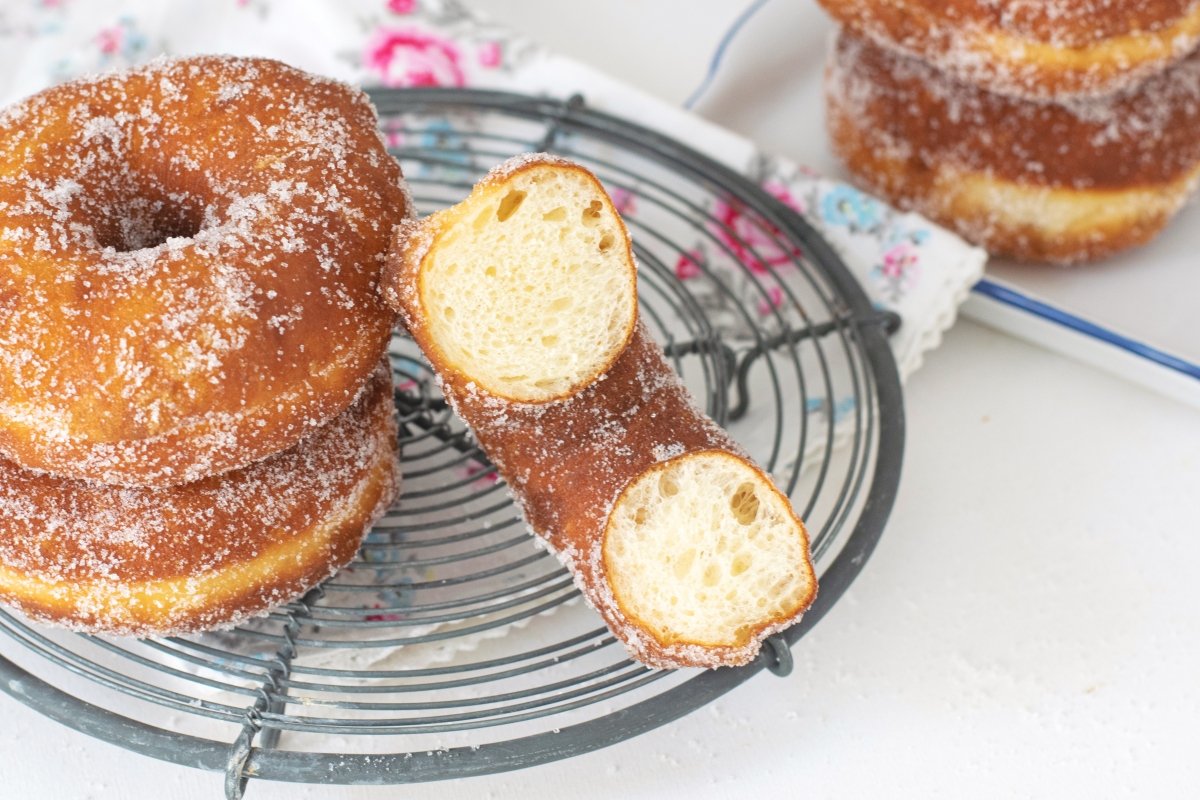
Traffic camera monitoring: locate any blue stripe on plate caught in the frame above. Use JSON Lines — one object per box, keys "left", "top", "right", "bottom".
{"left": 682, "top": 3, "right": 1199, "bottom": 385}
{"left": 972, "top": 278, "right": 1200, "bottom": 382}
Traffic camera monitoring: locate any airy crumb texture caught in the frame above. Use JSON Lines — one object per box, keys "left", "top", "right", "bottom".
{"left": 815, "top": 0, "right": 1200, "bottom": 99}
{"left": 0, "top": 55, "right": 408, "bottom": 486}
{"left": 604, "top": 451, "right": 814, "bottom": 650}
{"left": 395, "top": 153, "right": 636, "bottom": 403}
{"left": 386, "top": 156, "right": 816, "bottom": 668}
{"left": 825, "top": 30, "right": 1200, "bottom": 263}
{"left": 0, "top": 362, "right": 400, "bottom": 637}
{"left": 388, "top": 155, "right": 820, "bottom": 671}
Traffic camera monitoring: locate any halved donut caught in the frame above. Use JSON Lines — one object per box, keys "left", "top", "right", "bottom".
{"left": 385, "top": 155, "right": 816, "bottom": 668}
{"left": 383, "top": 154, "right": 637, "bottom": 404}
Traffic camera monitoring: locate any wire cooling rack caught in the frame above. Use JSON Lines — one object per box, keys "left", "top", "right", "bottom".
{"left": 0, "top": 89, "right": 904, "bottom": 797}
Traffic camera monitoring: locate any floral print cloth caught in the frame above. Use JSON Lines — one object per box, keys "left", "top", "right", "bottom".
{"left": 0, "top": 0, "right": 985, "bottom": 668}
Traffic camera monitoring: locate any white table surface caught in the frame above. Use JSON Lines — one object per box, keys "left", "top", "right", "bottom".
{"left": 5, "top": 2, "right": 1200, "bottom": 797}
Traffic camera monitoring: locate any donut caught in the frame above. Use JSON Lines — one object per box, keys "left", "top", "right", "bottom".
{"left": 815, "top": 0, "right": 1200, "bottom": 99}
{"left": 384, "top": 155, "right": 817, "bottom": 669}
{"left": 0, "top": 56, "right": 408, "bottom": 487}
{"left": 0, "top": 361, "right": 399, "bottom": 637}
{"left": 824, "top": 30, "right": 1200, "bottom": 264}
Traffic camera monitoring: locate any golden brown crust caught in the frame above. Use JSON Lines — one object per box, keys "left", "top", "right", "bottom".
{"left": 381, "top": 154, "right": 637, "bottom": 405}
{"left": 0, "top": 362, "right": 400, "bottom": 636}
{"left": 825, "top": 31, "right": 1200, "bottom": 263}
{"left": 0, "top": 56, "right": 407, "bottom": 486}
{"left": 816, "top": 0, "right": 1200, "bottom": 98}
{"left": 387, "top": 185, "right": 816, "bottom": 667}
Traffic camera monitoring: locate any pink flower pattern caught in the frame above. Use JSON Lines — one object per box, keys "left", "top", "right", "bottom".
{"left": 478, "top": 41, "right": 502, "bottom": 68}
{"left": 881, "top": 242, "right": 917, "bottom": 278}
{"left": 710, "top": 181, "right": 804, "bottom": 276}
{"left": 365, "top": 27, "right": 465, "bottom": 87}
{"left": 364, "top": 603, "right": 405, "bottom": 623}
{"left": 89, "top": 17, "right": 148, "bottom": 64}
{"left": 756, "top": 286, "right": 784, "bottom": 317}
{"left": 675, "top": 248, "right": 703, "bottom": 280}
{"left": 873, "top": 241, "right": 921, "bottom": 302}
{"left": 387, "top": 0, "right": 416, "bottom": 13}
{"left": 463, "top": 460, "right": 499, "bottom": 487}
{"left": 95, "top": 26, "right": 122, "bottom": 55}
{"left": 763, "top": 179, "right": 805, "bottom": 215}
{"left": 610, "top": 187, "right": 637, "bottom": 216}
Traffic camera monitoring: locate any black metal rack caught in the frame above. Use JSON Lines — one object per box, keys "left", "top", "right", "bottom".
{"left": 0, "top": 88, "right": 904, "bottom": 798}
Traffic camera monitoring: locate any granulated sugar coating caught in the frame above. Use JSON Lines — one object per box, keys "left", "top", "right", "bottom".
{"left": 0, "top": 361, "right": 399, "bottom": 637}
{"left": 386, "top": 156, "right": 817, "bottom": 669}
{"left": 815, "top": 0, "right": 1200, "bottom": 99}
{"left": 824, "top": 30, "right": 1200, "bottom": 263}
{"left": 0, "top": 55, "right": 409, "bottom": 487}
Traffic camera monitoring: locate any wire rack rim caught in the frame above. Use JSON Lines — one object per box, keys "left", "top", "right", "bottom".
{"left": 0, "top": 86, "right": 904, "bottom": 791}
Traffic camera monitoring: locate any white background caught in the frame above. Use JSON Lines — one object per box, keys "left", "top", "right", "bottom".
{"left": 4, "top": 1, "right": 1200, "bottom": 797}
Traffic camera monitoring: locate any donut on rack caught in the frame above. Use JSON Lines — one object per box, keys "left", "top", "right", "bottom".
{"left": 815, "top": 0, "right": 1200, "bottom": 99}
{"left": 384, "top": 155, "right": 817, "bottom": 669}
{"left": 0, "top": 361, "right": 399, "bottom": 637}
{"left": 0, "top": 56, "right": 408, "bottom": 487}
{"left": 824, "top": 30, "right": 1200, "bottom": 264}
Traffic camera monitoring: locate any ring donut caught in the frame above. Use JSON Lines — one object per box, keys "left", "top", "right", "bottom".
{"left": 815, "top": 0, "right": 1200, "bottom": 99}
{"left": 825, "top": 31, "right": 1200, "bottom": 263}
{"left": 0, "top": 362, "right": 399, "bottom": 637}
{"left": 0, "top": 56, "right": 408, "bottom": 486}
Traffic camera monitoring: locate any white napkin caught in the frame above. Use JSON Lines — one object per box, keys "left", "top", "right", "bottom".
{"left": 0, "top": 0, "right": 985, "bottom": 669}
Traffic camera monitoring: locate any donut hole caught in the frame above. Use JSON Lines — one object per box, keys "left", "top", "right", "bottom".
{"left": 93, "top": 194, "right": 205, "bottom": 252}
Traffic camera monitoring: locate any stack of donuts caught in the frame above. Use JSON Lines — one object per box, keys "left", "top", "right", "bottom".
{"left": 0, "top": 56, "right": 406, "bottom": 636}
{"left": 817, "top": 0, "right": 1200, "bottom": 263}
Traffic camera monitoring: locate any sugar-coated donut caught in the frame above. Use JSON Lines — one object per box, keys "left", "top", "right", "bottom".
{"left": 385, "top": 156, "right": 817, "bottom": 669}
{"left": 0, "top": 362, "right": 399, "bottom": 637}
{"left": 825, "top": 31, "right": 1200, "bottom": 264}
{"left": 815, "top": 0, "right": 1200, "bottom": 99}
{"left": 0, "top": 56, "right": 408, "bottom": 487}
